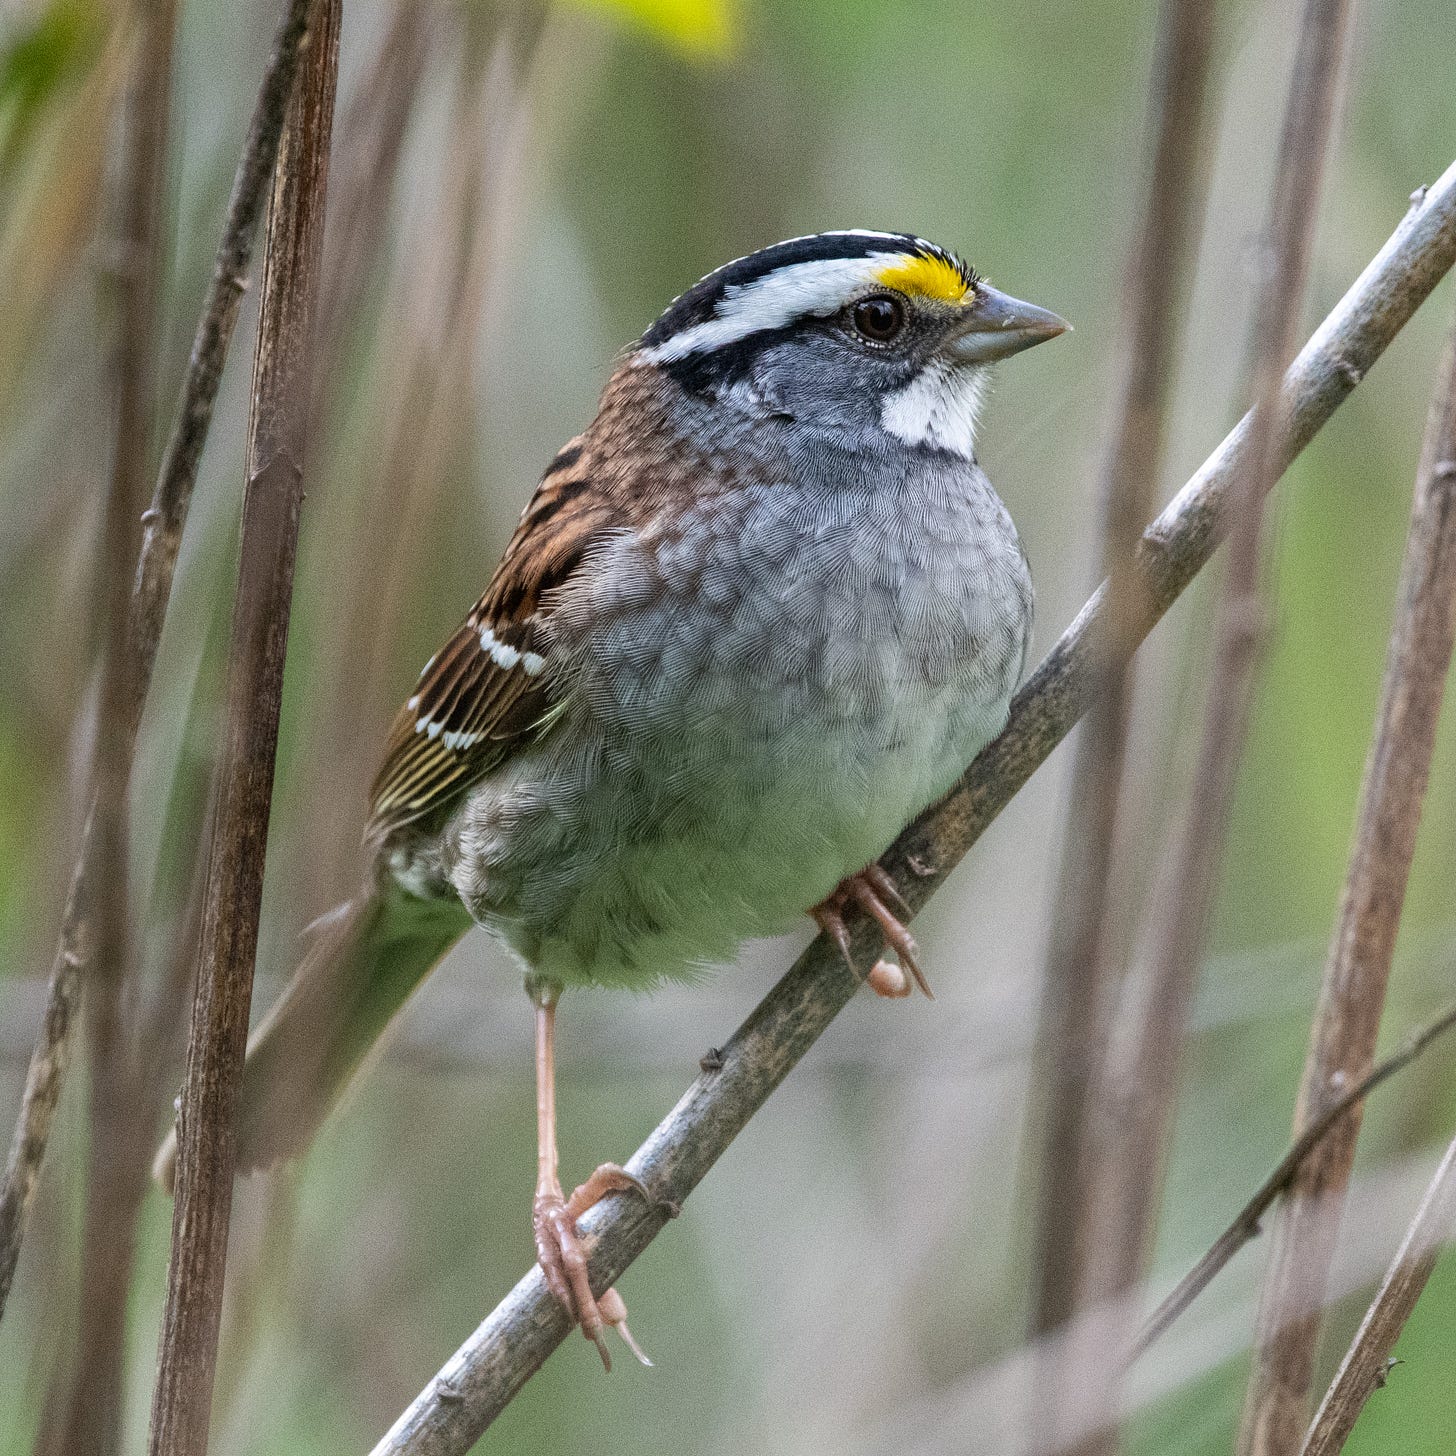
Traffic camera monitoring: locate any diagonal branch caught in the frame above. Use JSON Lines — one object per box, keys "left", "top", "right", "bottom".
{"left": 1134, "top": 993, "right": 1456, "bottom": 1358}
{"left": 1297, "top": 315, "right": 1456, "bottom": 1456}
{"left": 0, "top": 0, "right": 318, "bottom": 1327}
{"left": 1301, "top": 1128, "right": 1456, "bottom": 1456}
{"left": 1240, "top": 290, "right": 1456, "bottom": 1456}
{"left": 368, "top": 158, "right": 1456, "bottom": 1456}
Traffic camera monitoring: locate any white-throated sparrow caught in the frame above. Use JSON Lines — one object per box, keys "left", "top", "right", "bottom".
{"left": 156, "top": 231, "right": 1067, "bottom": 1365}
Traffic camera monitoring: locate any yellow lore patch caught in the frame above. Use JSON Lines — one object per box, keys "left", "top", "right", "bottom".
{"left": 873, "top": 251, "right": 971, "bottom": 304}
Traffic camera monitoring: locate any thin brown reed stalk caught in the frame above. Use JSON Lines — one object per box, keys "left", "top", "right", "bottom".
{"left": 0, "top": 0, "right": 318, "bottom": 1328}
{"left": 1029, "top": 0, "right": 1219, "bottom": 1351}
{"left": 36, "top": 4, "right": 178, "bottom": 1453}
{"left": 144, "top": 3, "right": 340, "bottom": 1451}
{"left": 1239, "top": 297, "right": 1456, "bottom": 1456}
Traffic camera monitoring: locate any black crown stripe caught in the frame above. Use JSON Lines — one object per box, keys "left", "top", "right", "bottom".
{"left": 639, "top": 232, "right": 970, "bottom": 350}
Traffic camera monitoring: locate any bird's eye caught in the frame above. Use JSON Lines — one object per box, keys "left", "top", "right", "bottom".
{"left": 851, "top": 294, "right": 906, "bottom": 344}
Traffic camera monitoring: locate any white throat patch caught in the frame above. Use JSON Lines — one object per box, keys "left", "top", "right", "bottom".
{"left": 881, "top": 361, "right": 989, "bottom": 459}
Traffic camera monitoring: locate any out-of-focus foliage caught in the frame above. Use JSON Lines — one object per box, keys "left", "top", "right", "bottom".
{"left": 0, "top": 0, "right": 106, "bottom": 180}
{"left": 1, "top": 0, "right": 1455, "bottom": 1453}
{"left": 566, "top": 0, "right": 736, "bottom": 57}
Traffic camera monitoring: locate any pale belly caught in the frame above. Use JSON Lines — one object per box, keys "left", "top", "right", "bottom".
{"left": 442, "top": 476, "right": 1032, "bottom": 988}
{"left": 445, "top": 668, "right": 1012, "bottom": 986}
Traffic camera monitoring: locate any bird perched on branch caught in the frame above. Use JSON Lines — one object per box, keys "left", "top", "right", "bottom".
{"left": 155, "top": 230, "right": 1066, "bottom": 1367}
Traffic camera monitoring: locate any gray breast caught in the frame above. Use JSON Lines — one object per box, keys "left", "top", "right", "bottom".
{"left": 578, "top": 445, "right": 1026, "bottom": 716}
{"left": 446, "top": 446, "right": 1032, "bottom": 984}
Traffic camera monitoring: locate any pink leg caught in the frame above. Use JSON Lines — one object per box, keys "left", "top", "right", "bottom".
{"left": 528, "top": 980, "right": 654, "bottom": 1369}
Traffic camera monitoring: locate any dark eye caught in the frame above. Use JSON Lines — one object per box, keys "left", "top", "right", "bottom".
{"left": 851, "top": 294, "right": 906, "bottom": 344}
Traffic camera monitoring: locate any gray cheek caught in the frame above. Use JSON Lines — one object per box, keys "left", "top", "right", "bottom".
{"left": 749, "top": 338, "right": 911, "bottom": 436}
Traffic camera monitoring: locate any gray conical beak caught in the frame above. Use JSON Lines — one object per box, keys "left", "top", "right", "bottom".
{"left": 947, "top": 284, "right": 1070, "bottom": 363}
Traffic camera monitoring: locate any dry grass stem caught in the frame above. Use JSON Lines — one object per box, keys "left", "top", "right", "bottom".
{"left": 1030, "top": 0, "right": 1218, "bottom": 1349}
{"left": 311, "top": 0, "right": 433, "bottom": 412}
{"left": 38, "top": 4, "right": 179, "bottom": 1451}
{"left": 144, "top": 3, "right": 340, "bottom": 1451}
{"left": 1298, "top": 316, "right": 1456, "bottom": 1456}
{"left": 1240, "top": 298, "right": 1456, "bottom": 1455}
{"left": 1045, "top": 2, "right": 1354, "bottom": 1446}
{"left": 1301, "top": 1130, "right": 1456, "bottom": 1456}
{"left": 367, "top": 159, "right": 1456, "bottom": 1456}
{"left": 0, "top": 0, "right": 319, "bottom": 1327}
{"left": 1135, "top": 994, "right": 1456, "bottom": 1357}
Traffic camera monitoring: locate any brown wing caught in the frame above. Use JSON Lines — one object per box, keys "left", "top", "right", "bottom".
{"left": 366, "top": 440, "right": 615, "bottom": 843}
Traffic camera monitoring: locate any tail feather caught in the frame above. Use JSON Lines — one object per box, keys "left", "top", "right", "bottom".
{"left": 153, "top": 882, "right": 471, "bottom": 1192}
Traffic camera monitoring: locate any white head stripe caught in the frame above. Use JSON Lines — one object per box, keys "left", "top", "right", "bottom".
{"left": 642, "top": 252, "right": 920, "bottom": 363}
{"left": 665, "top": 230, "right": 947, "bottom": 291}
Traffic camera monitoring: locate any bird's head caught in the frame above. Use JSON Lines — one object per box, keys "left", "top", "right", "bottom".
{"left": 634, "top": 231, "right": 1068, "bottom": 460}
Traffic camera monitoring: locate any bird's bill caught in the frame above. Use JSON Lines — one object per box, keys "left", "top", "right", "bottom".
{"left": 946, "top": 284, "right": 1070, "bottom": 363}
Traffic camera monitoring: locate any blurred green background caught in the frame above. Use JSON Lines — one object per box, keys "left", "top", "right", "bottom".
{"left": 2, "top": 0, "right": 1456, "bottom": 1451}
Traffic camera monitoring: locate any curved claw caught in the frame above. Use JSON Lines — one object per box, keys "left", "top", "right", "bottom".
{"left": 535, "top": 1163, "right": 658, "bottom": 1369}
{"left": 599, "top": 1288, "right": 653, "bottom": 1366}
{"left": 811, "top": 866, "right": 933, "bottom": 999}
{"left": 811, "top": 901, "right": 855, "bottom": 968}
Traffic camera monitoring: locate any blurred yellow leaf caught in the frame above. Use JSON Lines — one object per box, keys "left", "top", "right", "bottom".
{"left": 565, "top": 0, "right": 737, "bottom": 57}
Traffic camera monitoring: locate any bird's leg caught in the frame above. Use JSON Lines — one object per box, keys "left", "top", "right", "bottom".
{"left": 811, "top": 864, "right": 933, "bottom": 999}
{"left": 527, "top": 975, "right": 652, "bottom": 1370}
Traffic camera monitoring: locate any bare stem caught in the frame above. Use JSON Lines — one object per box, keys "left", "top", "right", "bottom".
{"left": 1030, "top": 0, "right": 1218, "bottom": 1347}
{"left": 1060, "top": 6, "right": 1355, "bottom": 1449}
{"left": 1134, "top": 994, "right": 1456, "bottom": 1357}
{"left": 1239, "top": 294, "right": 1456, "bottom": 1456}
{"left": 1300, "top": 1130, "right": 1456, "bottom": 1456}
{"left": 0, "top": 0, "right": 319, "bottom": 1327}
{"left": 44, "top": 3, "right": 178, "bottom": 1452}
{"left": 144, "top": 4, "right": 340, "bottom": 1452}
{"left": 367, "top": 159, "right": 1456, "bottom": 1456}
{"left": 311, "top": 0, "right": 432, "bottom": 403}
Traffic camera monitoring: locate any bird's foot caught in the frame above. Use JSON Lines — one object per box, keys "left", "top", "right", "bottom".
{"left": 533, "top": 1162, "right": 655, "bottom": 1370}
{"left": 812, "top": 864, "right": 933, "bottom": 999}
